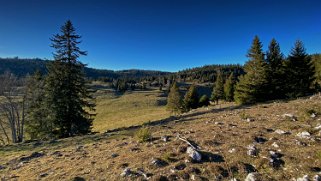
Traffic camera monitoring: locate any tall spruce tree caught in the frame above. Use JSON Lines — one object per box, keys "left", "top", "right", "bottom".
{"left": 266, "top": 38, "right": 285, "bottom": 99}
{"left": 183, "top": 84, "right": 198, "bottom": 111}
{"left": 45, "top": 20, "right": 95, "bottom": 138}
{"left": 166, "top": 82, "right": 183, "bottom": 114}
{"left": 234, "top": 36, "right": 270, "bottom": 104}
{"left": 285, "top": 40, "right": 315, "bottom": 97}
{"left": 211, "top": 70, "right": 224, "bottom": 104}
{"left": 224, "top": 72, "right": 235, "bottom": 102}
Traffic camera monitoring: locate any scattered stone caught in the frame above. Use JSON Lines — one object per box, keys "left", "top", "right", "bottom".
{"left": 247, "top": 144, "right": 259, "bottom": 157}
{"left": 111, "top": 153, "right": 119, "bottom": 158}
{"left": 295, "top": 139, "right": 308, "bottom": 146}
{"left": 272, "top": 142, "right": 279, "bottom": 148}
{"left": 186, "top": 147, "right": 202, "bottom": 162}
{"left": 75, "top": 145, "right": 84, "bottom": 152}
{"left": 151, "top": 158, "right": 167, "bottom": 167}
{"left": 314, "top": 175, "right": 321, "bottom": 181}
{"left": 254, "top": 137, "right": 267, "bottom": 144}
{"left": 39, "top": 173, "right": 48, "bottom": 178}
{"left": 311, "top": 113, "right": 317, "bottom": 118}
{"left": 120, "top": 168, "right": 132, "bottom": 177}
{"left": 19, "top": 151, "right": 45, "bottom": 162}
{"left": 297, "top": 131, "right": 311, "bottom": 139}
{"left": 282, "top": 113, "right": 297, "bottom": 121}
{"left": 314, "top": 124, "right": 321, "bottom": 130}
{"left": 228, "top": 148, "right": 236, "bottom": 153}
{"left": 269, "top": 151, "right": 284, "bottom": 169}
{"left": 174, "top": 162, "right": 186, "bottom": 170}
{"left": 275, "top": 129, "right": 289, "bottom": 135}
{"left": 296, "top": 175, "right": 309, "bottom": 181}
{"left": 161, "top": 136, "right": 169, "bottom": 142}
{"left": 245, "top": 172, "right": 261, "bottom": 181}
{"left": 246, "top": 118, "right": 255, "bottom": 122}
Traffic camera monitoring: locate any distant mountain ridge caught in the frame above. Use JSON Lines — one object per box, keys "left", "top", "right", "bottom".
{"left": 0, "top": 57, "right": 171, "bottom": 79}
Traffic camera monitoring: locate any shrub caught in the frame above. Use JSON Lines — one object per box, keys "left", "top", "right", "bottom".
{"left": 199, "top": 95, "right": 210, "bottom": 107}
{"left": 135, "top": 127, "right": 152, "bottom": 142}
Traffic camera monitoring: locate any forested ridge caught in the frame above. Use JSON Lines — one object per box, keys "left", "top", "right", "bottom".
{"left": 0, "top": 57, "right": 171, "bottom": 80}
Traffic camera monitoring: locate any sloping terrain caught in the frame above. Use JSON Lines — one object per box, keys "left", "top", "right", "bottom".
{"left": 0, "top": 95, "right": 321, "bottom": 180}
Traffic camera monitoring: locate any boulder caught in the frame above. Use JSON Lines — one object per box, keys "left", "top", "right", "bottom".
{"left": 314, "top": 124, "right": 321, "bottom": 130}
{"left": 282, "top": 113, "right": 297, "bottom": 121}
{"left": 247, "top": 144, "right": 259, "bottom": 157}
{"left": 296, "top": 175, "right": 309, "bottom": 181}
{"left": 275, "top": 129, "right": 289, "bottom": 135}
{"left": 245, "top": 172, "right": 261, "bottom": 181}
{"left": 297, "top": 131, "right": 311, "bottom": 139}
{"left": 120, "top": 168, "right": 132, "bottom": 177}
{"left": 314, "top": 175, "right": 321, "bottom": 181}
{"left": 186, "top": 147, "right": 202, "bottom": 162}
{"left": 151, "top": 158, "right": 167, "bottom": 167}
{"left": 161, "top": 136, "right": 169, "bottom": 142}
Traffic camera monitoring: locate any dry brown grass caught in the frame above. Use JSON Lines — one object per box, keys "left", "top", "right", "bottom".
{"left": 0, "top": 95, "right": 321, "bottom": 180}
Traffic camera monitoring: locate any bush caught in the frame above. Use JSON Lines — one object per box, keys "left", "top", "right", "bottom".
{"left": 199, "top": 95, "right": 210, "bottom": 107}
{"left": 135, "top": 127, "right": 152, "bottom": 142}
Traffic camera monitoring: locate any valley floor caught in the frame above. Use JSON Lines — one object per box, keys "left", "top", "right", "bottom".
{"left": 1, "top": 95, "right": 321, "bottom": 180}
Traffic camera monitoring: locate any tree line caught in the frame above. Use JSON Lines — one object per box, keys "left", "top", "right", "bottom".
{"left": 167, "top": 35, "right": 319, "bottom": 113}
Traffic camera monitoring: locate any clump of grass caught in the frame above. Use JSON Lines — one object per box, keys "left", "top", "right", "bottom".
{"left": 162, "top": 152, "right": 177, "bottom": 163}
{"left": 135, "top": 127, "right": 152, "bottom": 142}
{"left": 316, "top": 151, "right": 321, "bottom": 161}
{"left": 239, "top": 111, "right": 250, "bottom": 120}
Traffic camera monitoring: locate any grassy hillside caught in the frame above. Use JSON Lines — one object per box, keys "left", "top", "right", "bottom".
{"left": 93, "top": 89, "right": 170, "bottom": 132}
{"left": 1, "top": 95, "right": 321, "bottom": 180}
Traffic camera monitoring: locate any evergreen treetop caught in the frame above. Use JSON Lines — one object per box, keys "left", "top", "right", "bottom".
{"left": 166, "top": 82, "right": 183, "bottom": 114}
{"left": 234, "top": 36, "right": 270, "bottom": 104}
{"left": 183, "top": 84, "right": 199, "bottom": 111}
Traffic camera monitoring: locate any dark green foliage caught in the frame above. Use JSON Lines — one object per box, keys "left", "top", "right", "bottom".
{"left": 266, "top": 39, "right": 286, "bottom": 99}
{"left": 45, "top": 20, "right": 95, "bottom": 138}
{"left": 0, "top": 58, "right": 171, "bottom": 81}
{"left": 25, "top": 71, "right": 51, "bottom": 139}
{"left": 284, "top": 40, "right": 315, "bottom": 98}
{"left": 199, "top": 94, "right": 210, "bottom": 107}
{"left": 234, "top": 36, "right": 270, "bottom": 104}
{"left": 211, "top": 70, "right": 224, "bottom": 104}
{"left": 166, "top": 82, "right": 183, "bottom": 114}
{"left": 224, "top": 72, "right": 235, "bottom": 102}
{"left": 177, "top": 64, "right": 244, "bottom": 83}
{"left": 312, "top": 54, "right": 321, "bottom": 90}
{"left": 183, "top": 84, "right": 199, "bottom": 111}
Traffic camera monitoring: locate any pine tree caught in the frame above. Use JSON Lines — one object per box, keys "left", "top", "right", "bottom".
{"left": 285, "top": 40, "right": 315, "bottom": 97}
{"left": 166, "top": 82, "right": 183, "bottom": 114}
{"left": 266, "top": 38, "right": 285, "bottom": 99}
{"left": 25, "top": 71, "right": 51, "bottom": 139}
{"left": 45, "top": 20, "right": 95, "bottom": 138}
{"left": 224, "top": 72, "right": 235, "bottom": 102}
{"left": 211, "top": 70, "right": 224, "bottom": 104}
{"left": 183, "top": 84, "right": 198, "bottom": 111}
{"left": 234, "top": 36, "right": 270, "bottom": 104}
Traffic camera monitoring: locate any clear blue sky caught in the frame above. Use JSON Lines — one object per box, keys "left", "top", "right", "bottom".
{"left": 0, "top": 0, "right": 320, "bottom": 72}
